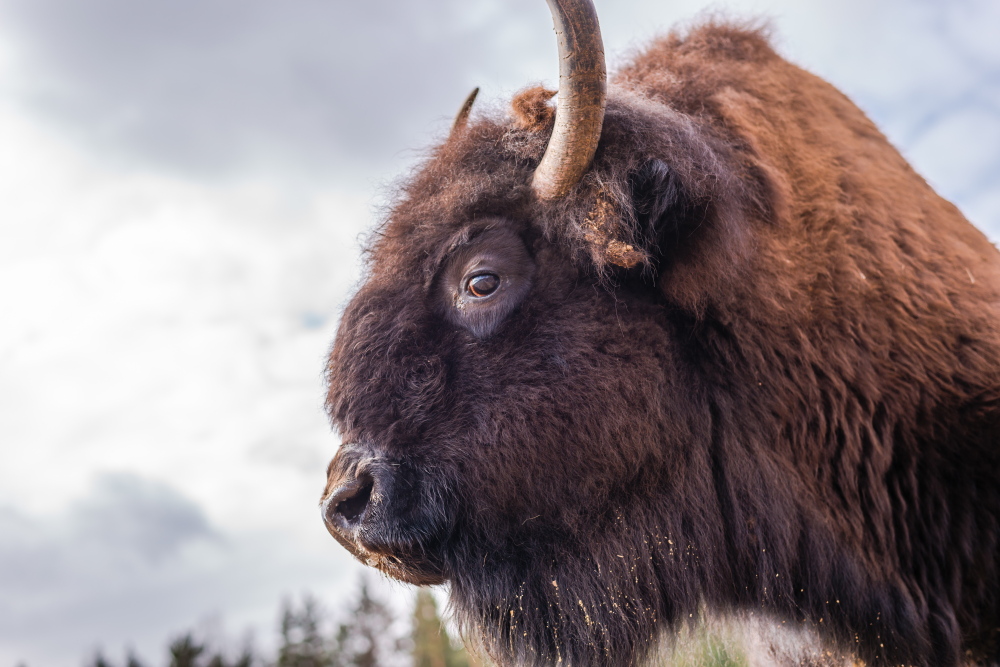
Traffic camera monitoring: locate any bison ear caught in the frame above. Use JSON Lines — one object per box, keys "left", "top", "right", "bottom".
{"left": 581, "top": 159, "right": 699, "bottom": 273}
{"left": 627, "top": 159, "right": 691, "bottom": 268}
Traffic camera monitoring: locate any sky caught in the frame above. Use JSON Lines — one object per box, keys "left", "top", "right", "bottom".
{"left": 0, "top": 1, "right": 997, "bottom": 666}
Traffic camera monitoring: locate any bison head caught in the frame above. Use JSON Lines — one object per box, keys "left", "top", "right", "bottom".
{"left": 319, "top": 2, "right": 1000, "bottom": 666}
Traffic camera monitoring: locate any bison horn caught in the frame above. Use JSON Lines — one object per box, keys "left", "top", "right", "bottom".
{"left": 532, "top": 0, "right": 607, "bottom": 200}
{"left": 450, "top": 87, "right": 480, "bottom": 134}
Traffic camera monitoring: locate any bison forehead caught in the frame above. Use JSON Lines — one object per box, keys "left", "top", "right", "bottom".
{"left": 363, "top": 88, "right": 755, "bottom": 293}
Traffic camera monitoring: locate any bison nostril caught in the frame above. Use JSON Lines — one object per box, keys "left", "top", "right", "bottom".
{"left": 332, "top": 474, "right": 374, "bottom": 526}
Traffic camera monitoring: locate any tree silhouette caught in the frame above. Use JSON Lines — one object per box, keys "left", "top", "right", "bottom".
{"left": 76, "top": 576, "right": 494, "bottom": 667}
{"left": 206, "top": 647, "right": 254, "bottom": 667}
{"left": 89, "top": 651, "right": 114, "bottom": 667}
{"left": 410, "top": 590, "right": 481, "bottom": 667}
{"left": 169, "top": 634, "right": 206, "bottom": 667}
{"left": 166, "top": 631, "right": 255, "bottom": 667}
{"left": 331, "top": 579, "right": 402, "bottom": 667}
{"left": 277, "top": 595, "right": 332, "bottom": 667}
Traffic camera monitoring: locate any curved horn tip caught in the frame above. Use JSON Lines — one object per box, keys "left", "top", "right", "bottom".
{"left": 532, "top": 0, "right": 607, "bottom": 200}
{"left": 450, "top": 87, "right": 480, "bottom": 134}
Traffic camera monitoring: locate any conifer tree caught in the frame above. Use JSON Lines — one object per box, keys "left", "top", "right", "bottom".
{"left": 277, "top": 595, "right": 331, "bottom": 667}
{"left": 167, "top": 631, "right": 253, "bottom": 667}
{"left": 206, "top": 647, "right": 253, "bottom": 667}
{"left": 334, "top": 580, "right": 400, "bottom": 667}
{"left": 411, "top": 591, "right": 448, "bottom": 667}
{"left": 125, "top": 650, "right": 146, "bottom": 667}
{"left": 169, "top": 634, "right": 206, "bottom": 667}
{"left": 90, "top": 651, "right": 114, "bottom": 667}
{"left": 410, "top": 590, "right": 481, "bottom": 667}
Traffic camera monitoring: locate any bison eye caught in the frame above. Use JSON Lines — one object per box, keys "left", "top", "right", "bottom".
{"left": 440, "top": 225, "right": 534, "bottom": 338}
{"left": 466, "top": 272, "right": 500, "bottom": 298}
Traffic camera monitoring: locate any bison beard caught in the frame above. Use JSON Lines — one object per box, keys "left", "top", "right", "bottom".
{"left": 321, "top": 18, "right": 1000, "bottom": 667}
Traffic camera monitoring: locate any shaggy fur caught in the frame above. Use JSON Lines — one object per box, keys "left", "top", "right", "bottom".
{"left": 323, "top": 23, "right": 1000, "bottom": 666}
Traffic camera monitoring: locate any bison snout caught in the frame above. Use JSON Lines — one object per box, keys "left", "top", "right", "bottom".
{"left": 321, "top": 446, "right": 384, "bottom": 548}
{"left": 320, "top": 444, "right": 448, "bottom": 586}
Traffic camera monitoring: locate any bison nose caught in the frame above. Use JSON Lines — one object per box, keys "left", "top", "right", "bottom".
{"left": 322, "top": 444, "right": 388, "bottom": 550}
{"left": 324, "top": 471, "right": 375, "bottom": 531}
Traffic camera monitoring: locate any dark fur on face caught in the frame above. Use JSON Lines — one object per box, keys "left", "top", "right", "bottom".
{"left": 324, "top": 22, "right": 1000, "bottom": 667}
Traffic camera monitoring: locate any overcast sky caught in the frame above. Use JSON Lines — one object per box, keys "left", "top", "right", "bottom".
{"left": 0, "top": 1, "right": 997, "bottom": 666}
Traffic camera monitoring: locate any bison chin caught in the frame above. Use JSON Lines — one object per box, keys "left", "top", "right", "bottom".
{"left": 321, "top": 442, "right": 451, "bottom": 586}
{"left": 439, "top": 503, "right": 706, "bottom": 667}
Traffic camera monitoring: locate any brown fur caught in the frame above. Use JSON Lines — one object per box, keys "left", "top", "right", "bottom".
{"left": 511, "top": 86, "right": 557, "bottom": 131}
{"left": 323, "top": 23, "right": 1000, "bottom": 666}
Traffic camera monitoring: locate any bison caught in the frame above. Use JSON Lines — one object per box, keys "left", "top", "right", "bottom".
{"left": 319, "top": 1, "right": 1000, "bottom": 665}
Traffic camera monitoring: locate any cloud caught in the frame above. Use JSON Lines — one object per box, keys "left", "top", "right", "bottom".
{"left": 70, "top": 472, "right": 217, "bottom": 560}
{"left": 0, "top": 0, "right": 550, "bottom": 181}
{"left": 0, "top": 104, "right": 374, "bottom": 666}
{"left": 0, "top": 473, "right": 218, "bottom": 664}
{"left": 0, "top": 472, "right": 371, "bottom": 667}
{"left": 1, "top": 0, "right": 996, "bottom": 233}
{"left": 0, "top": 473, "right": 215, "bottom": 594}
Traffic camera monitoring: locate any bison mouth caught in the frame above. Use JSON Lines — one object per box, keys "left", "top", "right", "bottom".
{"left": 321, "top": 444, "right": 449, "bottom": 586}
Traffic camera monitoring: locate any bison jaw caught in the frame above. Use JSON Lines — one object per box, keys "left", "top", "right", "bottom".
{"left": 321, "top": 443, "right": 448, "bottom": 586}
